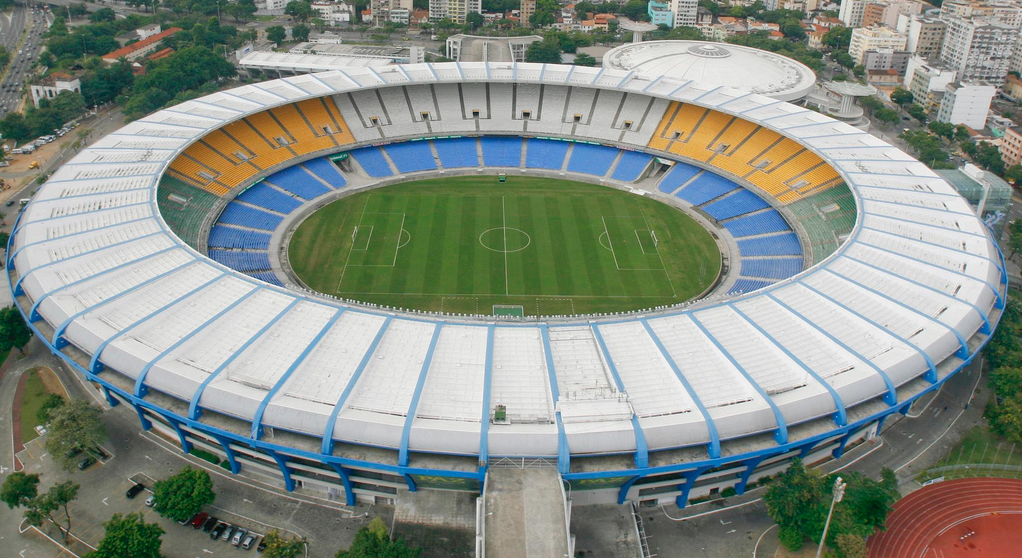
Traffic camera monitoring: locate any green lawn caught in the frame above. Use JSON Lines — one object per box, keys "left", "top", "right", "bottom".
{"left": 289, "top": 176, "right": 721, "bottom": 316}
{"left": 20, "top": 368, "right": 53, "bottom": 444}
{"left": 917, "top": 425, "right": 1022, "bottom": 482}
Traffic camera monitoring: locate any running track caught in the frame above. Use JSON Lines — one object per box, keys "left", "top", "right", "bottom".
{"left": 867, "top": 478, "right": 1022, "bottom": 557}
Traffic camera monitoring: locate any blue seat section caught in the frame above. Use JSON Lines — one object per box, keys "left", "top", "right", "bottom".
{"left": 481, "top": 137, "right": 522, "bottom": 167}
{"left": 611, "top": 151, "right": 653, "bottom": 182}
{"left": 722, "top": 210, "right": 792, "bottom": 238}
{"left": 384, "top": 141, "right": 437, "bottom": 173}
{"left": 736, "top": 233, "right": 803, "bottom": 257}
{"left": 208, "top": 226, "right": 271, "bottom": 250}
{"left": 246, "top": 271, "right": 283, "bottom": 287}
{"left": 702, "top": 189, "right": 771, "bottom": 221}
{"left": 676, "top": 173, "right": 741, "bottom": 206}
{"left": 208, "top": 250, "right": 272, "bottom": 272}
{"left": 525, "top": 139, "right": 570, "bottom": 170}
{"left": 657, "top": 163, "right": 702, "bottom": 193}
{"left": 728, "top": 278, "right": 775, "bottom": 295}
{"left": 434, "top": 138, "right": 480, "bottom": 168}
{"left": 301, "top": 158, "right": 347, "bottom": 189}
{"left": 217, "top": 203, "right": 283, "bottom": 231}
{"left": 236, "top": 183, "right": 303, "bottom": 214}
{"left": 265, "top": 166, "right": 332, "bottom": 200}
{"left": 350, "top": 146, "right": 393, "bottom": 177}
{"left": 739, "top": 258, "right": 803, "bottom": 279}
{"left": 567, "top": 143, "right": 618, "bottom": 176}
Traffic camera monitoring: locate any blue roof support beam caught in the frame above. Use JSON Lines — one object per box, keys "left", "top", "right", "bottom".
{"left": 728, "top": 304, "right": 847, "bottom": 427}
{"left": 327, "top": 463, "right": 356, "bottom": 506}
{"left": 616, "top": 475, "right": 642, "bottom": 505}
{"left": 101, "top": 385, "right": 120, "bottom": 408}
{"left": 265, "top": 449, "right": 295, "bottom": 492}
{"left": 210, "top": 432, "right": 242, "bottom": 474}
{"left": 640, "top": 319, "right": 722, "bottom": 459}
{"left": 676, "top": 466, "right": 713, "bottom": 508}
{"left": 688, "top": 314, "right": 788, "bottom": 445}
{"left": 398, "top": 323, "right": 443, "bottom": 468}
{"left": 166, "top": 416, "right": 193, "bottom": 454}
{"left": 28, "top": 245, "right": 180, "bottom": 321}
{"left": 89, "top": 272, "right": 227, "bottom": 374}
{"left": 251, "top": 309, "right": 344, "bottom": 440}
{"left": 134, "top": 286, "right": 260, "bottom": 398}
{"left": 736, "top": 456, "right": 767, "bottom": 496}
{"left": 52, "top": 259, "right": 199, "bottom": 348}
{"left": 321, "top": 317, "right": 393, "bottom": 456}
{"left": 188, "top": 298, "right": 301, "bottom": 420}
{"left": 766, "top": 292, "right": 898, "bottom": 406}
{"left": 478, "top": 325, "right": 495, "bottom": 470}
{"left": 801, "top": 279, "right": 940, "bottom": 383}
{"left": 591, "top": 325, "right": 649, "bottom": 469}
{"left": 540, "top": 326, "right": 570, "bottom": 474}
{"left": 133, "top": 401, "right": 153, "bottom": 431}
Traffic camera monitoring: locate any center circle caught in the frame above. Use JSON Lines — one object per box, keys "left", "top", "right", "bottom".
{"left": 479, "top": 227, "right": 531, "bottom": 253}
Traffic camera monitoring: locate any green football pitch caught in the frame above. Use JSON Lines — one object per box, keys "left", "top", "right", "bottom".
{"left": 288, "top": 176, "right": 721, "bottom": 316}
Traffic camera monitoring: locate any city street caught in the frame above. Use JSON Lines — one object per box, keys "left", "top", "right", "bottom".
{"left": 0, "top": 2, "right": 49, "bottom": 118}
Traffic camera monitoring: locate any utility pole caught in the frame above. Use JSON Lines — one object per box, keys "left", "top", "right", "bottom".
{"left": 816, "top": 476, "right": 846, "bottom": 558}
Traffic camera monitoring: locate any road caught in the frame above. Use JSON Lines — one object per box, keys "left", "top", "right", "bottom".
{"left": 0, "top": 2, "right": 50, "bottom": 119}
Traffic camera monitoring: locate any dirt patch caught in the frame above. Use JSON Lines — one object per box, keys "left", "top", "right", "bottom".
{"left": 35, "top": 366, "right": 67, "bottom": 398}
{"left": 11, "top": 367, "right": 29, "bottom": 455}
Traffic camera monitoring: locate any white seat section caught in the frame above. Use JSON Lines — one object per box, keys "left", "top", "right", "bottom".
{"left": 596, "top": 321, "right": 693, "bottom": 418}
{"left": 405, "top": 84, "right": 438, "bottom": 121}
{"left": 844, "top": 241, "right": 998, "bottom": 302}
{"left": 548, "top": 326, "right": 615, "bottom": 401}
{"left": 858, "top": 213, "right": 995, "bottom": 256}
{"left": 490, "top": 327, "right": 553, "bottom": 424}
{"left": 12, "top": 205, "right": 154, "bottom": 249}
{"left": 461, "top": 83, "right": 489, "bottom": 119}
{"left": 416, "top": 325, "right": 487, "bottom": 422}
{"left": 514, "top": 83, "right": 542, "bottom": 119}
{"left": 479, "top": 83, "right": 515, "bottom": 132}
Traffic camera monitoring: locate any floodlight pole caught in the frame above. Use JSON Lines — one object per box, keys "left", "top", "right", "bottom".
{"left": 816, "top": 476, "right": 846, "bottom": 558}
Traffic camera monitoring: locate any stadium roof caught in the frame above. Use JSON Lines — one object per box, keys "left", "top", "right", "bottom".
{"left": 9, "top": 62, "right": 1003, "bottom": 467}
{"left": 602, "top": 40, "right": 817, "bottom": 101}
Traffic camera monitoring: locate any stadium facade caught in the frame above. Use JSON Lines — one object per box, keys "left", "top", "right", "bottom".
{"left": 7, "top": 62, "right": 1005, "bottom": 508}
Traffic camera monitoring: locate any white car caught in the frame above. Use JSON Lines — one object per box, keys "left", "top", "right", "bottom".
{"left": 145, "top": 495, "right": 155, "bottom": 507}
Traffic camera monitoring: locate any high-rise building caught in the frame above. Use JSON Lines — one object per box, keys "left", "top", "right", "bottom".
{"left": 940, "top": 0, "right": 1022, "bottom": 28}
{"left": 897, "top": 14, "right": 947, "bottom": 58}
{"left": 520, "top": 0, "right": 535, "bottom": 27}
{"left": 906, "top": 57, "right": 957, "bottom": 110}
{"left": 941, "top": 16, "right": 1017, "bottom": 85}
{"left": 839, "top": 0, "right": 872, "bottom": 27}
{"left": 429, "top": 0, "right": 480, "bottom": 23}
{"left": 1000, "top": 125, "right": 1022, "bottom": 166}
{"left": 372, "top": 0, "right": 411, "bottom": 26}
{"left": 936, "top": 80, "right": 996, "bottom": 128}
{"left": 670, "top": 0, "right": 698, "bottom": 27}
{"left": 849, "top": 26, "right": 908, "bottom": 64}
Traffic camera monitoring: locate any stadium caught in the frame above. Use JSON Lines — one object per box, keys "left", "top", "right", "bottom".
{"left": 5, "top": 59, "right": 1007, "bottom": 515}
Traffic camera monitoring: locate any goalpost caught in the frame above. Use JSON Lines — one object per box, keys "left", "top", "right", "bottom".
{"left": 650, "top": 230, "right": 659, "bottom": 248}
{"left": 351, "top": 226, "right": 359, "bottom": 243}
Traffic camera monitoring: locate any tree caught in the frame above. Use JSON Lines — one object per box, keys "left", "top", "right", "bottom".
{"left": 292, "top": 23, "right": 311, "bottom": 42}
{"left": 954, "top": 124, "right": 970, "bottom": 143}
{"left": 530, "top": 0, "right": 558, "bottom": 27}
{"left": 153, "top": 467, "right": 215, "bottom": 522}
{"left": 832, "top": 50, "right": 854, "bottom": 69}
{"left": 821, "top": 26, "right": 852, "bottom": 50}
{"left": 890, "top": 87, "right": 913, "bottom": 106}
{"left": 68, "top": 3, "right": 88, "bottom": 18}
{"left": 0, "top": 113, "right": 30, "bottom": 143}
{"left": 852, "top": 64, "right": 865, "bottom": 78}
{"left": 89, "top": 8, "right": 117, "bottom": 22}
{"left": 907, "top": 103, "right": 927, "bottom": 123}
{"left": 285, "top": 0, "right": 314, "bottom": 22}
{"left": 44, "top": 399, "right": 107, "bottom": 472}
{"left": 37, "top": 393, "right": 65, "bottom": 423}
{"left": 573, "top": 52, "right": 597, "bottom": 66}
{"left": 87, "top": 513, "right": 164, "bottom": 558}
{"left": 836, "top": 533, "right": 868, "bottom": 558}
{"left": 874, "top": 108, "right": 899, "bottom": 128}
{"left": 50, "top": 91, "right": 87, "bottom": 123}
{"left": 24, "top": 481, "right": 79, "bottom": 544}
{"left": 266, "top": 25, "right": 287, "bottom": 45}
{"left": 1005, "top": 164, "right": 1022, "bottom": 184}
{"left": 975, "top": 141, "right": 1005, "bottom": 175}
{"left": 465, "top": 11, "right": 484, "bottom": 29}
{"left": 623, "top": 0, "right": 650, "bottom": 20}
{"left": 928, "top": 120, "right": 955, "bottom": 141}
{"left": 858, "top": 96, "right": 883, "bottom": 115}
{"left": 525, "top": 37, "right": 561, "bottom": 63}
{"left": 0, "top": 306, "right": 32, "bottom": 352}
{"left": 336, "top": 517, "right": 420, "bottom": 558}
{"left": 226, "top": 0, "right": 258, "bottom": 22}
{"left": 763, "top": 459, "right": 826, "bottom": 551}
{"left": 1, "top": 472, "right": 39, "bottom": 510}
{"left": 262, "top": 530, "right": 307, "bottom": 558}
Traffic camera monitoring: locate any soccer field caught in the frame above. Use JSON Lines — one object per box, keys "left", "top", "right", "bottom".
{"left": 288, "top": 176, "right": 721, "bottom": 316}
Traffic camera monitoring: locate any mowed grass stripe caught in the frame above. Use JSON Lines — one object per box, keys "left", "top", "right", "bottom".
{"left": 289, "top": 176, "right": 722, "bottom": 315}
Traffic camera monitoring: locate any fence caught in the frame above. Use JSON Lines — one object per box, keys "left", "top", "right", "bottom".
{"left": 919, "top": 441, "right": 1022, "bottom": 482}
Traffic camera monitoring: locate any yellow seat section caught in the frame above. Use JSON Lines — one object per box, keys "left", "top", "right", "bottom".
{"left": 204, "top": 128, "right": 254, "bottom": 160}
{"left": 319, "top": 97, "right": 357, "bottom": 145}
{"left": 710, "top": 127, "right": 781, "bottom": 178}
{"left": 246, "top": 112, "right": 294, "bottom": 147}
{"left": 708, "top": 118, "right": 759, "bottom": 154}
{"left": 676, "top": 111, "right": 732, "bottom": 162}
{"left": 647, "top": 101, "right": 681, "bottom": 151}
{"left": 269, "top": 104, "right": 336, "bottom": 156}
{"left": 647, "top": 102, "right": 707, "bottom": 151}
{"left": 295, "top": 98, "right": 357, "bottom": 146}
{"left": 221, "top": 118, "right": 293, "bottom": 170}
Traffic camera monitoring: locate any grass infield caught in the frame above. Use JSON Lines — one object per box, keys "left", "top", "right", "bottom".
{"left": 289, "top": 176, "right": 721, "bottom": 316}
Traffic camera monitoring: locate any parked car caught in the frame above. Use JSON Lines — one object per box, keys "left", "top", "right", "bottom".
{"left": 178, "top": 513, "right": 197, "bottom": 526}
{"left": 202, "top": 516, "right": 219, "bottom": 532}
{"left": 241, "top": 534, "right": 257, "bottom": 550}
{"left": 145, "top": 495, "right": 155, "bottom": 507}
{"left": 257, "top": 538, "right": 267, "bottom": 552}
{"left": 232, "top": 528, "right": 248, "bottom": 547}
{"left": 221, "top": 524, "right": 236, "bottom": 542}
{"left": 125, "top": 483, "right": 145, "bottom": 499}
{"left": 76, "top": 456, "right": 94, "bottom": 470}
{"left": 191, "top": 512, "right": 209, "bottom": 529}
{"left": 210, "top": 522, "right": 227, "bottom": 540}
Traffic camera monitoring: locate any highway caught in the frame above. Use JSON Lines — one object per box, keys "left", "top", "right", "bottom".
{"left": 0, "top": 2, "right": 50, "bottom": 118}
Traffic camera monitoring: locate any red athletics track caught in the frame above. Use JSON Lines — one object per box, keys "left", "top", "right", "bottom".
{"left": 867, "top": 478, "right": 1022, "bottom": 558}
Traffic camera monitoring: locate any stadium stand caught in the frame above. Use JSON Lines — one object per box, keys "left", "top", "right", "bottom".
{"left": 269, "top": 104, "right": 336, "bottom": 155}
{"left": 524, "top": 139, "right": 570, "bottom": 170}
{"left": 157, "top": 176, "right": 221, "bottom": 249}
{"left": 739, "top": 258, "right": 803, "bottom": 280}
{"left": 657, "top": 162, "right": 702, "bottom": 193}
{"left": 722, "top": 209, "right": 792, "bottom": 237}
{"left": 677, "top": 110, "right": 732, "bottom": 162}
{"left": 675, "top": 172, "right": 741, "bottom": 206}
{"left": 611, "top": 150, "right": 653, "bottom": 182}
{"left": 301, "top": 158, "right": 347, "bottom": 189}
{"left": 786, "top": 187, "right": 857, "bottom": 261}
{"left": 208, "top": 250, "right": 272, "bottom": 272}
{"left": 384, "top": 141, "right": 438, "bottom": 173}
{"left": 208, "top": 226, "right": 272, "bottom": 250}
{"left": 245, "top": 271, "right": 284, "bottom": 287}
{"left": 236, "top": 183, "right": 303, "bottom": 214}
{"left": 728, "top": 278, "right": 775, "bottom": 295}
{"left": 648, "top": 102, "right": 707, "bottom": 151}
{"left": 702, "top": 189, "right": 771, "bottom": 221}
{"left": 349, "top": 146, "right": 394, "bottom": 177}
{"left": 217, "top": 203, "right": 284, "bottom": 231}
{"left": 264, "top": 166, "right": 332, "bottom": 200}
{"left": 481, "top": 137, "right": 522, "bottom": 167}
{"left": 736, "top": 233, "right": 802, "bottom": 256}
{"left": 434, "top": 138, "right": 480, "bottom": 168}
{"left": 567, "top": 143, "right": 618, "bottom": 176}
